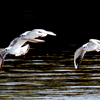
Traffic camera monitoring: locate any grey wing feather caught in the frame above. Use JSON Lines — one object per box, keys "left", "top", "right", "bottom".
{"left": 8, "top": 37, "right": 19, "bottom": 47}
{"left": 9, "top": 37, "right": 43, "bottom": 47}
{"left": 89, "top": 39, "right": 100, "bottom": 46}
{"left": 28, "top": 39, "right": 45, "bottom": 43}
{"left": 0, "top": 55, "right": 3, "bottom": 69}
{"left": 22, "top": 38, "right": 45, "bottom": 43}
{"left": 25, "top": 44, "right": 30, "bottom": 54}
{"left": 0, "top": 49, "right": 8, "bottom": 59}
{"left": 0, "top": 49, "right": 8, "bottom": 69}
{"left": 74, "top": 47, "right": 86, "bottom": 69}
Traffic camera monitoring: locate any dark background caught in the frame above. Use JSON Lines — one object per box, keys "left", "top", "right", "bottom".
{"left": 1, "top": 2, "right": 100, "bottom": 53}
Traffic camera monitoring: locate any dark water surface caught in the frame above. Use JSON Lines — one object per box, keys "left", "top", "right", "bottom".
{"left": 0, "top": 44, "right": 100, "bottom": 100}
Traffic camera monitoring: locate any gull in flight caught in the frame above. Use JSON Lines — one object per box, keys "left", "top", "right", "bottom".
{"left": 0, "top": 29, "right": 56, "bottom": 69}
{"left": 4, "top": 37, "right": 45, "bottom": 56}
{"left": 20, "top": 29, "right": 56, "bottom": 39}
{"left": 74, "top": 39, "right": 100, "bottom": 69}
{"left": 0, "top": 37, "right": 44, "bottom": 69}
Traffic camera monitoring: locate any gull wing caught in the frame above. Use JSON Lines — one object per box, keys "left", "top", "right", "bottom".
{"left": 0, "top": 49, "right": 8, "bottom": 59}
{"left": 8, "top": 37, "right": 27, "bottom": 47}
{"left": 28, "top": 39, "right": 45, "bottom": 43}
{"left": 9, "top": 37, "right": 45, "bottom": 47}
{"left": 0, "top": 49, "right": 8, "bottom": 69}
{"left": 8, "top": 37, "right": 18, "bottom": 47}
{"left": 46, "top": 31, "right": 56, "bottom": 36}
{"left": 74, "top": 47, "right": 86, "bottom": 69}
{"left": 15, "top": 44, "right": 30, "bottom": 56}
{"left": 0, "top": 55, "right": 3, "bottom": 69}
{"left": 21, "top": 44, "right": 30, "bottom": 55}
{"left": 22, "top": 38, "right": 45, "bottom": 43}
{"left": 89, "top": 39, "right": 100, "bottom": 46}
{"left": 32, "top": 29, "right": 56, "bottom": 36}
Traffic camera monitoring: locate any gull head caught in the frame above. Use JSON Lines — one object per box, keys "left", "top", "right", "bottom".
{"left": 4, "top": 47, "right": 12, "bottom": 53}
{"left": 20, "top": 34, "right": 25, "bottom": 38}
{"left": 20, "top": 31, "right": 31, "bottom": 38}
{"left": 82, "top": 43, "right": 88, "bottom": 50}
{"left": 82, "top": 42, "right": 96, "bottom": 52}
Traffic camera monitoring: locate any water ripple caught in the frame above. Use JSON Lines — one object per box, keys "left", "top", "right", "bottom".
{"left": 1, "top": 46, "right": 100, "bottom": 99}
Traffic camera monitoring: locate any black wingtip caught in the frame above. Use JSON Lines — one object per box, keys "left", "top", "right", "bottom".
{"left": 75, "top": 56, "right": 82, "bottom": 68}
{"left": 0, "top": 58, "right": 3, "bottom": 69}
{"left": 74, "top": 47, "right": 86, "bottom": 69}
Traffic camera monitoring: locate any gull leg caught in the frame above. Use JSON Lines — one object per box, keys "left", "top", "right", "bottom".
{"left": 15, "top": 53, "right": 26, "bottom": 56}
{"left": 21, "top": 52, "right": 27, "bottom": 56}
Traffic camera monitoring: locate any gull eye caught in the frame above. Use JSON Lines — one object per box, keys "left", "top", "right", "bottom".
{"left": 22, "top": 35, "right": 25, "bottom": 37}
{"left": 38, "top": 31, "right": 42, "bottom": 33}
{"left": 83, "top": 46, "right": 87, "bottom": 49}
{"left": 5, "top": 49, "right": 8, "bottom": 51}
{"left": 20, "top": 34, "right": 25, "bottom": 37}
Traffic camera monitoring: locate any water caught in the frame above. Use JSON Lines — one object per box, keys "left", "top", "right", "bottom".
{"left": 0, "top": 45, "right": 100, "bottom": 100}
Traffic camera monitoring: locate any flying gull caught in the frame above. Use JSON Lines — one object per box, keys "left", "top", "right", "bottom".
{"left": 74, "top": 39, "right": 100, "bottom": 69}
{"left": 4, "top": 37, "right": 45, "bottom": 56}
{"left": 0, "top": 37, "right": 45, "bottom": 69}
{"left": 20, "top": 29, "right": 56, "bottom": 39}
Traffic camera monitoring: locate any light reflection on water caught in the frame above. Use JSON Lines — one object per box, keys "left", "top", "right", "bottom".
{"left": 0, "top": 45, "right": 100, "bottom": 100}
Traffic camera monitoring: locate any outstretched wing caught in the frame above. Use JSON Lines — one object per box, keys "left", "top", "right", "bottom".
{"left": 9, "top": 37, "right": 45, "bottom": 48}
{"left": 8, "top": 37, "right": 27, "bottom": 47}
{"left": 74, "top": 47, "right": 86, "bottom": 69}
{"left": 0, "top": 49, "right": 8, "bottom": 59}
{"left": 23, "top": 38, "right": 45, "bottom": 43}
{"left": 89, "top": 39, "right": 100, "bottom": 46}
{"left": 0, "top": 49, "right": 8, "bottom": 69}
{"left": 32, "top": 29, "right": 56, "bottom": 36}
{"left": 15, "top": 44, "right": 30, "bottom": 56}
{"left": 8, "top": 37, "right": 18, "bottom": 47}
{"left": 0, "top": 55, "right": 3, "bottom": 69}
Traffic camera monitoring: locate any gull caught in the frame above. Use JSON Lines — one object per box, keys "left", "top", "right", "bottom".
{"left": 20, "top": 29, "right": 56, "bottom": 39}
{"left": 4, "top": 37, "right": 45, "bottom": 56}
{"left": 74, "top": 39, "right": 100, "bottom": 69}
{"left": 0, "top": 37, "right": 45, "bottom": 69}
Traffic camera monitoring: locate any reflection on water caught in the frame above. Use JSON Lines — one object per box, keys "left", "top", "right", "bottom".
{"left": 0, "top": 44, "right": 100, "bottom": 100}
